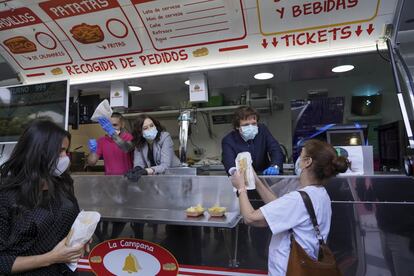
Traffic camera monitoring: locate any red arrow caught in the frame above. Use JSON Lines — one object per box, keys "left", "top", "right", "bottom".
{"left": 355, "top": 25, "right": 363, "bottom": 36}
{"left": 366, "top": 24, "right": 374, "bottom": 35}
{"left": 262, "top": 38, "right": 268, "bottom": 48}
{"left": 272, "top": 37, "right": 278, "bottom": 47}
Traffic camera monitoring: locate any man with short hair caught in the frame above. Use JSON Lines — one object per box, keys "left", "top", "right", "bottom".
{"left": 222, "top": 106, "right": 284, "bottom": 176}
{"left": 87, "top": 112, "right": 133, "bottom": 175}
{"left": 87, "top": 112, "right": 133, "bottom": 240}
{"left": 221, "top": 106, "right": 285, "bottom": 259}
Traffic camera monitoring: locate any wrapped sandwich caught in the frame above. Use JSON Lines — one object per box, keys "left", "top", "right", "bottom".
{"left": 66, "top": 211, "right": 101, "bottom": 271}
{"left": 235, "top": 152, "right": 255, "bottom": 189}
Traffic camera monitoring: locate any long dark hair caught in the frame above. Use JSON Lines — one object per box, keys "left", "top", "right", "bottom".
{"left": 132, "top": 114, "right": 166, "bottom": 149}
{"left": 0, "top": 120, "right": 76, "bottom": 210}
{"left": 303, "top": 139, "right": 350, "bottom": 183}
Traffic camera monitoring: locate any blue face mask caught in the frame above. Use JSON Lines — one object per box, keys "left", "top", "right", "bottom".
{"left": 143, "top": 127, "right": 158, "bottom": 141}
{"left": 240, "top": 124, "right": 258, "bottom": 141}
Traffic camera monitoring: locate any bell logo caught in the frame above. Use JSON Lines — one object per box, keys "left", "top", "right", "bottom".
{"left": 122, "top": 253, "right": 141, "bottom": 273}
{"left": 115, "top": 91, "right": 120, "bottom": 97}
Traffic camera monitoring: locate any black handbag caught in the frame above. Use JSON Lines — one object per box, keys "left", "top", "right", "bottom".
{"left": 286, "top": 190, "right": 342, "bottom": 276}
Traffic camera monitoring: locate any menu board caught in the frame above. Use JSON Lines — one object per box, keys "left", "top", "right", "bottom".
{"left": 257, "top": 0, "right": 380, "bottom": 35}
{"left": 0, "top": 80, "right": 68, "bottom": 143}
{"left": 0, "top": 0, "right": 398, "bottom": 84}
{"left": 132, "top": 0, "right": 246, "bottom": 50}
{"left": 39, "top": 0, "right": 143, "bottom": 61}
{"left": 0, "top": 7, "right": 72, "bottom": 70}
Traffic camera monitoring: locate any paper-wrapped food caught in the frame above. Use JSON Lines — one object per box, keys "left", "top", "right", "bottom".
{"left": 66, "top": 211, "right": 101, "bottom": 271}
{"left": 236, "top": 152, "right": 255, "bottom": 189}
{"left": 90, "top": 99, "right": 112, "bottom": 122}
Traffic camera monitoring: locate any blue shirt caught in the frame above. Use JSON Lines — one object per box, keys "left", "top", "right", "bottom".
{"left": 221, "top": 123, "right": 284, "bottom": 174}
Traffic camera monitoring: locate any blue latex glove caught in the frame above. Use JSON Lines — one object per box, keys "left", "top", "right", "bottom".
{"left": 98, "top": 117, "right": 115, "bottom": 136}
{"left": 88, "top": 139, "right": 97, "bottom": 153}
{"left": 263, "top": 166, "right": 280, "bottom": 175}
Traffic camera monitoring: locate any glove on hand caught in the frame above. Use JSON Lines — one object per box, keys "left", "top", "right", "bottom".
{"left": 98, "top": 117, "right": 115, "bottom": 136}
{"left": 263, "top": 166, "right": 280, "bottom": 175}
{"left": 88, "top": 139, "right": 97, "bottom": 153}
{"left": 124, "top": 166, "right": 148, "bottom": 182}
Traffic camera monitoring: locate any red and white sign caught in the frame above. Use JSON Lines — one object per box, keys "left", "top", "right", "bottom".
{"left": 257, "top": 0, "right": 380, "bottom": 35}
{"left": 88, "top": 238, "right": 178, "bottom": 276}
{"left": 0, "top": 0, "right": 399, "bottom": 84}
{"left": 132, "top": 0, "right": 246, "bottom": 51}
{"left": 0, "top": 7, "right": 72, "bottom": 70}
{"left": 39, "top": 0, "right": 143, "bottom": 61}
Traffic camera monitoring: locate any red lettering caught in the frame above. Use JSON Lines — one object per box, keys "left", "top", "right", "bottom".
{"left": 340, "top": 26, "right": 352, "bottom": 39}
{"left": 276, "top": 7, "right": 284, "bottom": 19}
{"left": 164, "top": 52, "right": 172, "bottom": 63}
{"left": 292, "top": 0, "right": 358, "bottom": 18}
{"left": 318, "top": 29, "right": 327, "bottom": 42}
{"left": 126, "top": 57, "right": 136, "bottom": 68}
{"left": 281, "top": 34, "right": 292, "bottom": 47}
{"left": 326, "top": 0, "right": 336, "bottom": 12}
{"left": 328, "top": 27, "right": 341, "bottom": 40}
{"left": 306, "top": 32, "right": 316, "bottom": 44}
{"left": 108, "top": 60, "right": 116, "bottom": 70}
{"left": 148, "top": 54, "right": 156, "bottom": 65}
{"left": 74, "top": 65, "right": 81, "bottom": 74}
{"left": 337, "top": 0, "right": 346, "bottom": 10}
{"left": 297, "top": 33, "right": 306, "bottom": 46}
{"left": 292, "top": 5, "right": 301, "bottom": 17}
{"left": 303, "top": 3, "right": 312, "bottom": 15}
{"left": 348, "top": 0, "right": 358, "bottom": 8}
{"left": 179, "top": 49, "right": 188, "bottom": 60}
{"left": 65, "top": 65, "right": 74, "bottom": 75}
{"left": 139, "top": 55, "right": 147, "bottom": 65}
{"left": 313, "top": 2, "right": 322, "bottom": 14}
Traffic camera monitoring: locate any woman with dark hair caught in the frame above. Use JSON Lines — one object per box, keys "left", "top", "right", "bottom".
{"left": 0, "top": 120, "right": 84, "bottom": 275}
{"left": 131, "top": 114, "right": 180, "bottom": 175}
{"left": 231, "top": 139, "right": 349, "bottom": 276}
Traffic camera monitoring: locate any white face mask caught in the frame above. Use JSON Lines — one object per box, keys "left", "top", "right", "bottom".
{"left": 295, "top": 157, "right": 302, "bottom": 176}
{"left": 240, "top": 124, "right": 258, "bottom": 141}
{"left": 54, "top": 156, "right": 70, "bottom": 176}
{"left": 143, "top": 127, "right": 158, "bottom": 141}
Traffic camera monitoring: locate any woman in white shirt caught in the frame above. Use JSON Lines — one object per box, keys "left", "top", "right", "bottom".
{"left": 230, "top": 139, "right": 349, "bottom": 276}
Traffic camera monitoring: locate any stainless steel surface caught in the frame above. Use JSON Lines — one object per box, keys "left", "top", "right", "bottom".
{"left": 263, "top": 175, "right": 414, "bottom": 276}
{"left": 164, "top": 166, "right": 199, "bottom": 175}
{"left": 73, "top": 174, "right": 414, "bottom": 274}
{"left": 178, "top": 109, "right": 192, "bottom": 164}
{"left": 73, "top": 175, "right": 240, "bottom": 228}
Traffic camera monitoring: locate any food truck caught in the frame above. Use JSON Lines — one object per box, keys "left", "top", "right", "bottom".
{"left": 0, "top": 0, "right": 414, "bottom": 275}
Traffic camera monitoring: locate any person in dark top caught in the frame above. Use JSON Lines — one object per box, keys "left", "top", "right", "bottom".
{"left": 221, "top": 106, "right": 285, "bottom": 260}
{"left": 221, "top": 106, "right": 284, "bottom": 175}
{"left": 0, "top": 120, "right": 84, "bottom": 275}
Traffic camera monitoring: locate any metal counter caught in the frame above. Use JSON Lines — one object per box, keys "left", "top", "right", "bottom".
{"left": 73, "top": 174, "right": 414, "bottom": 275}
{"left": 73, "top": 175, "right": 241, "bottom": 228}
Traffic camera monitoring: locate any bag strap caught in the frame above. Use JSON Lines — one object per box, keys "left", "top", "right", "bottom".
{"left": 298, "top": 190, "right": 324, "bottom": 244}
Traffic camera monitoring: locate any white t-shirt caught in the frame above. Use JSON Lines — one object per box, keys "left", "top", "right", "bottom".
{"left": 260, "top": 185, "right": 332, "bottom": 276}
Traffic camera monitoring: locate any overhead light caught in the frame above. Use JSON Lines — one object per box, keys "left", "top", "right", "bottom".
{"left": 332, "top": 65, "right": 354, "bottom": 73}
{"left": 184, "top": 80, "right": 190, "bottom": 85}
{"left": 254, "top": 73, "right": 274, "bottom": 80}
{"left": 128, "top": 86, "right": 142, "bottom": 92}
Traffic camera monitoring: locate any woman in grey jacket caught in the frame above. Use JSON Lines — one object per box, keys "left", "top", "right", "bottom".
{"left": 132, "top": 114, "right": 180, "bottom": 174}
